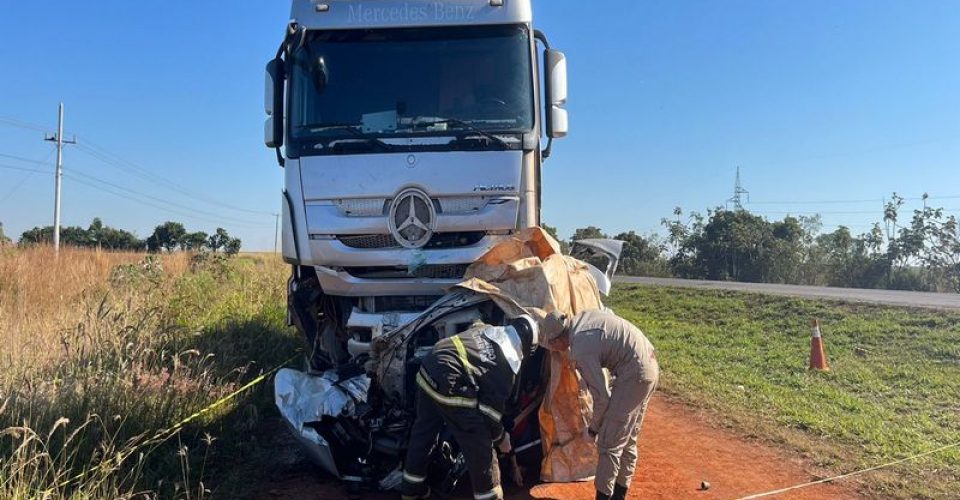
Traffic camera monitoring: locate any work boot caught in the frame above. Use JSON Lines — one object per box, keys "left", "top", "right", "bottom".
{"left": 596, "top": 490, "right": 611, "bottom": 500}
{"left": 611, "top": 483, "right": 629, "bottom": 500}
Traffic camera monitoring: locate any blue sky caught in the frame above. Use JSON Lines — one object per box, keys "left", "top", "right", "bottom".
{"left": 1, "top": 1, "right": 958, "bottom": 250}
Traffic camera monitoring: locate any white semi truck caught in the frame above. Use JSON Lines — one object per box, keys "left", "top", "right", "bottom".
{"left": 264, "top": 0, "right": 611, "bottom": 492}
{"left": 266, "top": 0, "right": 568, "bottom": 371}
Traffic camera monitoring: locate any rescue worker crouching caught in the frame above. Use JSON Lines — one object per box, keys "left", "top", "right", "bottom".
{"left": 540, "top": 310, "right": 660, "bottom": 500}
{"left": 401, "top": 316, "right": 539, "bottom": 500}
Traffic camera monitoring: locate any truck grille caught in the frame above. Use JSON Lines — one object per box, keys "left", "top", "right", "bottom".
{"left": 343, "top": 264, "right": 470, "bottom": 280}
{"left": 337, "top": 234, "right": 397, "bottom": 249}
{"left": 333, "top": 196, "right": 494, "bottom": 217}
{"left": 338, "top": 232, "right": 485, "bottom": 250}
{"left": 374, "top": 295, "right": 443, "bottom": 312}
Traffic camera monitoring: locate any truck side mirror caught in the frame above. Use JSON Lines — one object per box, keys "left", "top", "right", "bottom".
{"left": 265, "top": 58, "right": 285, "bottom": 149}
{"left": 544, "top": 49, "right": 568, "bottom": 139}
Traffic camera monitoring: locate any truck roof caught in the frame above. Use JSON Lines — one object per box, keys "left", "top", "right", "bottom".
{"left": 290, "top": 0, "right": 532, "bottom": 30}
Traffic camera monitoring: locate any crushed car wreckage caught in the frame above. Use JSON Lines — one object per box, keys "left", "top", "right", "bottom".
{"left": 275, "top": 229, "right": 623, "bottom": 493}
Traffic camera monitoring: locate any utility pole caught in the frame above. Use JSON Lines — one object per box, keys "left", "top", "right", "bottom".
{"left": 44, "top": 103, "right": 76, "bottom": 254}
{"left": 274, "top": 213, "right": 281, "bottom": 254}
{"left": 726, "top": 166, "right": 750, "bottom": 211}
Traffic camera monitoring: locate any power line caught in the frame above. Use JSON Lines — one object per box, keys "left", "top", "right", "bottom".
{"left": 918, "top": 194, "right": 960, "bottom": 201}
{"left": 754, "top": 209, "right": 960, "bottom": 217}
{"left": 75, "top": 140, "right": 276, "bottom": 217}
{"left": 748, "top": 198, "right": 882, "bottom": 205}
{"left": 752, "top": 209, "right": 880, "bottom": 215}
{"left": 0, "top": 116, "right": 52, "bottom": 133}
{"left": 747, "top": 194, "right": 960, "bottom": 206}
{"left": 65, "top": 174, "right": 273, "bottom": 229}
{"left": 68, "top": 170, "right": 269, "bottom": 227}
{"left": 0, "top": 174, "right": 41, "bottom": 204}
{"left": 2, "top": 153, "right": 273, "bottom": 228}
{"left": 3, "top": 112, "right": 278, "bottom": 244}
{"left": 2, "top": 111, "right": 275, "bottom": 219}
{"left": 57, "top": 157, "right": 278, "bottom": 227}
{"left": 0, "top": 163, "right": 52, "bottom": 175}
{"left": 0, "top": 152, "right": 56, "bottom": 165}
{"left": 0, "top": 162, "right": 272, "bottom": 231}
{"left": 0, "top": 149, "right": 56, "bottom": 204}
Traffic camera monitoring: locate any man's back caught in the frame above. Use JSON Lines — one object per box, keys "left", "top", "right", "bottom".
{"left": 569, "top": 309, "right": 655, "bottom": 378}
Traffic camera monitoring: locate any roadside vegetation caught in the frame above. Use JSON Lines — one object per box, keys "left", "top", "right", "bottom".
{"left": 3, "top": 244, "right": 957, "bottom": 498}
{"left": 547, "top": 193, "right": 960, "bottom": 293}
{"left": 609, "top": 283, "right": 960, "bottom": 498}
{"left": 14, "top": 218, "right": 242, "bottom": 255}
{"left": 0, "top": 246, "right": 295, "bottom": 498}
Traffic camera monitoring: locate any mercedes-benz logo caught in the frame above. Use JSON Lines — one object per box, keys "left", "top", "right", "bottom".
{"left": 388, "top": 188, "right": 436, "bottom": 249}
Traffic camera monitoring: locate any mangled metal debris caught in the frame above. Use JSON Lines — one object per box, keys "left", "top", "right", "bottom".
{"left": 275, "top": 229, "right": 624, "bottom": 492}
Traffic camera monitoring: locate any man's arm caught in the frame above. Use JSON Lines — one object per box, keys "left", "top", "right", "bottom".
{"left": 572, "top": 330, "right": 610, "bottom": 434}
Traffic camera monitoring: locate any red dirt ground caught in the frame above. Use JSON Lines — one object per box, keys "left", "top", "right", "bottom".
{"left": 254, "top": 395, "right": 861, "bottom": 499}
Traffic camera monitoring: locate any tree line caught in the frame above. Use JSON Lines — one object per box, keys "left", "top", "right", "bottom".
{"left": 9, "top": 218, "right": 242, "bottom": 254}
{"left": 548, "top": 194, "right": 960, "bottom": 293}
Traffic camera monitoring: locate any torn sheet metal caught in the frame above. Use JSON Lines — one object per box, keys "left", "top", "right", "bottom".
{"left": 274, "top": 368, "right": 371, "bottom": 477}
{"left": 284, "top": 227, "right": 605, "bottom": 486}
{"left": 571, "top": 238, "right": 625, "bottom": 295}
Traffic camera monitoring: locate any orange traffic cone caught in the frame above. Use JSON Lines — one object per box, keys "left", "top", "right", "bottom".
{"left": 809, "top": 319, "right": 830, "bottom": 371}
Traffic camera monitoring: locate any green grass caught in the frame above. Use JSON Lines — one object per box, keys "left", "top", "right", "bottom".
{"left": 8, "top": 249, "right": 957, "bottom": 498}
{"left": 608, "top": 284, "right": 960, "bottom": 498}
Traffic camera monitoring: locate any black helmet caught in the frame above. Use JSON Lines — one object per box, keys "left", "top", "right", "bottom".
{"left": 507, "top": 315, "right": 539, "bottom": 356}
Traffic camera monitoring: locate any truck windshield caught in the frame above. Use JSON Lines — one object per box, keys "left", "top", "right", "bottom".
{"left": 287, "top": 24, "right": 534, "bottom": 153}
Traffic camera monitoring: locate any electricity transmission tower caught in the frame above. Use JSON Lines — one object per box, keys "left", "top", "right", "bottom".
{"left": 726, "top": 166, "right": 749, "bottom": 210}
{"left": 44, "top": 103, "right": 76, "bottom": 254}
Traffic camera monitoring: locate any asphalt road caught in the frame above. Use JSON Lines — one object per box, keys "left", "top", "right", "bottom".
{"left": 614, "top": 276, "right": 960, "bottom": 310}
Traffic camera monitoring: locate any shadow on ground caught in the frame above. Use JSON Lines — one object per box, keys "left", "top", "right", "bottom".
{"left": 174, "top": 314, "right": 305, "bottom": 498}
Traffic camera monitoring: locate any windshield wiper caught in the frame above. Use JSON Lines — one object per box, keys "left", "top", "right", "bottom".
{"left": 408, "top": 118, "right": 511, "bottom": 150}
{"left": 299, "top": 124, "right": 394, "bottom": 152}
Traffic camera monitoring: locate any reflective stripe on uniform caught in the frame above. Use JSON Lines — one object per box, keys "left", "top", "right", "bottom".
{"left": 474, "top": 485, "right": 503, "bottom": 500}
{"left": 451, "top": 335, "right": 477, "bottom": 374}
{"left": 418, "top": 371, "right": 504, "bottom": 423}
{"left": 477, "top": 403, "right": 502, "bottom": 421}
{"left": 403, "top": 471, "right": 427, "bottom": 484}
{"left": 416, "top": 371, "right": 477, "bottom": 409}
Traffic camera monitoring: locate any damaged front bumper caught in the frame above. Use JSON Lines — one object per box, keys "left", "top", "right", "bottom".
{"left": 274, "top": 368, "right": 371, "bottom": 479}
{"left": 275, "top": 228, "right": 619, "bottom": 491}
{"left": 274, "top": 290, "right": 532, "bottom": 493}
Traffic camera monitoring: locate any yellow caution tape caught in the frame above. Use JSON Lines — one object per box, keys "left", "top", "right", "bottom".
{"left": 737, "top": 440, "right": 960, "bottom": 499}
{"left": 52, "top": 353, "right": 299, "bottom": 491}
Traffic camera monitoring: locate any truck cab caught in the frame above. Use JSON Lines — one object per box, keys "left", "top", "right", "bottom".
{"left": 265, "top": 0, "right": 568, "bottom": 370}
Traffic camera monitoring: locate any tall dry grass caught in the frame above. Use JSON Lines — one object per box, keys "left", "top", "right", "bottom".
{"left": 0, "top": 246, "right": 189, "bottom": 375}
{"left": 0, "top": 246, "right": 295, "bottom": 498}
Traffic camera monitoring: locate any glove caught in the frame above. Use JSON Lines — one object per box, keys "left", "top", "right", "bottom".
{"left": 497, "top": 433, "right": 513, "bottom": 454}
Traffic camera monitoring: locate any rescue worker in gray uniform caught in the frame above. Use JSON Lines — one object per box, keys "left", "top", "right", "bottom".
{"left": 401, "top": 316, "right": 539, "bottom": 500}
{"left": 540, "top": 310, "right": 659, "bottom": 500}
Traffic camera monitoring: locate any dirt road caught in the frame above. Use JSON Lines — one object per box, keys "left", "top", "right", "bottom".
{"left": 253, "top": 395, "right": 859, "bottom": 500}
{"left": 615, "top": 276, "right": 960, "bottom": 310}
